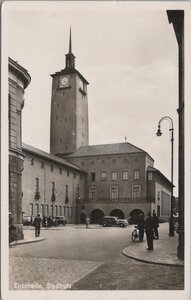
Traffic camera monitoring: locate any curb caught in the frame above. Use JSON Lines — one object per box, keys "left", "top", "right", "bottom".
{"left": 9, "top": 237, "right": 45, "bottom": 247}
{"left": 122, "top": 249, "right": 184, "bottom": 267}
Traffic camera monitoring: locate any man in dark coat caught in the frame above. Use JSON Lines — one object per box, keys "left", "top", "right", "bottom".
{"left": 33, "top": 213, "right": 41, "bottom": 237}
{"left": 137, "top": 214, "right": 145, "bottom": 242}
{"left": 153, "top": 212, "right": 159, "bottom": 239}
{"left": 145, "top": 212, "right": 154, "bottom": 250}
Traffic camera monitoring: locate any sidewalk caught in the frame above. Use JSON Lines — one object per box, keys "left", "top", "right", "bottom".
{"left": 122, "top": 223, "right": 184, "bottom": 267}
{"left": 9, "top": 230, "right": 45, "bottom": 247}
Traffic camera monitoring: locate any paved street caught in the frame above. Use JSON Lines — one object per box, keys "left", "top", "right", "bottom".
{"left": 9, "top": 225, "right": 184, "bottom": 290}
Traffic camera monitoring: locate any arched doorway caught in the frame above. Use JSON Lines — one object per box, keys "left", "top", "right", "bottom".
{"left": 110, "top": 209, "right": 124, "bottom": 219}
{"left": 91, "top": 209, "right": 104, "bottom": 224}
{"left": 80, "top": 213, "right": 86, "bottom": 224}
{"left": 129, "top": 209, "right": 144, "bottom": 224}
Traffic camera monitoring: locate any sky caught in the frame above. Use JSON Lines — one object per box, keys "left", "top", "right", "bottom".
{"left": 5, "top": 1, "right": 183, "bottom": 196}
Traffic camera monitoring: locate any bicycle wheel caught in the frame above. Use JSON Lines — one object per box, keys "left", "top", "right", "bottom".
{"left": 131, "top": 229, "right": 138, "bottom": 242}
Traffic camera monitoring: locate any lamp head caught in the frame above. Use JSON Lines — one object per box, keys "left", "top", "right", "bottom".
{"left": 156, "top": 126, "right": 162, "bottom": 137}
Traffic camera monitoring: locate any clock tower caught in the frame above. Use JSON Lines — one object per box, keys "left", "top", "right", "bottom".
{"left": 50, "top": 28, "right": 89, "bottom": 156}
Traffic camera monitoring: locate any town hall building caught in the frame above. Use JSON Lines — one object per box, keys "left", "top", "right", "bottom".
{"left": 9, "top": 30, "right": 173, "bottom": 237}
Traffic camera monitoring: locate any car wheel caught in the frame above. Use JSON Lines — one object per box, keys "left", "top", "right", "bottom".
{"left": 103, "top": 223, "right": 106, "bottom": 227}
{"left": 120, "top": 223, "right": 123, "bottom": 227}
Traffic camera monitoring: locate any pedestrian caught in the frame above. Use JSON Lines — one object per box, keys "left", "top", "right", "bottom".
{"left": 137, "top": 214, "right": 145, "bottom": 242}
{"left": 33, "top": 213, "right": 41, "bottom": 237}
{"left": 145, "top": 212, "right": 154, "bottom": 251}
{"left": 85, "top": 217, "right": 90, "bottom": 229}
{"left": 153, "top": 212, "right": 159, "bottom": 239}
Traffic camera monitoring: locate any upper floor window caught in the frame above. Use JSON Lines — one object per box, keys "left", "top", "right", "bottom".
{"left": 123, "top": 171, "right": 128, "bottom": 180}
{"left": 91, "top": 172, "right": 96, "bottom": 182}
{"left": 67, "top": 170, "right": 70, "bottom": 177}
{"left": 134, "top": 170, "right": 140, "bottom": 180}
{"left": 148, "top": 172, "right": 153, "bottom": 181}
{"left": 41, "top": 161, "right": 44, "bottom": 169}
{"left": 111, "top": 172, "right": 117, "bottom": 181}
{"left": 51, "top": 165, "right": 54, "bottom": 172}
{"left": 35, "top": 178, "right": 40, "bottom": 200}
{"left": 59, "top": 168, "right": 62, "bottom": 174}
{"left": 30, "top": 158, "right": 34, "bottom": 166}
{"left": 101, "top": 172, "right": 107, "bottom": 181}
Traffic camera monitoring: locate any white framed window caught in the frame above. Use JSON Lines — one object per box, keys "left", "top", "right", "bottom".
{"left": 134, "top": 170, "right": 140, "bottom": 180}
{"left": 111, "top": 172, "right": 117, "bottom": 181}
{"left": 110, "top": 186, "right": 118, "bottom": 201}
{"left": 123, "top": 171, "right": 128, "bottom": 180}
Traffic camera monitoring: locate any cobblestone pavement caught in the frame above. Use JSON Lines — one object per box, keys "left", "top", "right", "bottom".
{"left": 9, "top": 256, "right": 103, "bottom": 290}
{"left": 72, "top": 259, "right": 184, "bottom": 290}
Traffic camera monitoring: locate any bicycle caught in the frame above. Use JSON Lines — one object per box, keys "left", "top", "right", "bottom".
{"left": 131, "top": 225, "right": 139, "bottom": 242}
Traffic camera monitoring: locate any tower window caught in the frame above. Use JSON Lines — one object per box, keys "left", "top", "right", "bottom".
{"left": 57, "top": 103, "right": 59, "bottom": 108}
{"left": 65, "top": 118, "right": 67, "bottom": 122}
{"left": 56, "top": 115, "right": 58, "bottom": 120}
{"left": 60, "top": 138, "right": 62, "bottom": 143}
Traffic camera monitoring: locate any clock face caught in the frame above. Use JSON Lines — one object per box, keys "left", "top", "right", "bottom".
{"left": 60, "top": 76, "right": 69, "bottom": 88}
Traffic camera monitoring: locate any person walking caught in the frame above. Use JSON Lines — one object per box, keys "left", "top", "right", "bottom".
{"left": 145, "top": 212, "right": 154, "bottom": 251}
{"left": 153, "top": 212, "right": 159, "bottom": 239}
{"left": 33, "top": 213, "right": 41, "bottom": 237}
{"left": 137, "top": 214, "right": 145, "bottom": 242}
{"left": 85, "top": 217, "right": 90, "bottom": 229}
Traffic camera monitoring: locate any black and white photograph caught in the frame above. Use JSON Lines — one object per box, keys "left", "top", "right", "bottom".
{"left": 1, "top": 1, "right": 190, "bottom": 300}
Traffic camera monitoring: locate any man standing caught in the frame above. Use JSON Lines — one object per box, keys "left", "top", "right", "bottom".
{"left": 137, "top": 214, "right": 145, "bottom": 242}
{"left": 33, "top": 213, "right": 41, "bottom": 237}
{"left": 153, "top": 212, "right": 159, "bottom": 239}
{"left": 145, "top": 212, "right": 154, "bottom": 251}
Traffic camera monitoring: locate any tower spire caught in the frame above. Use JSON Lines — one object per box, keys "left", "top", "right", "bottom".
{"left": 69, "top": 26, "right": 72, "bottom": 53}
{"left": 65, "top": 27, "right": 75, "bottom": 69}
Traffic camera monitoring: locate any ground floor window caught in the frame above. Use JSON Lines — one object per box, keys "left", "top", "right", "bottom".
{"left": 59, "top": 206, "right": 62, "bottom": 216}
{"left": 110, "top": 186, "right": 118, "bottom": 201}
{"left": 67, "top": 206, "right": 69, "bottom": 217}
{"left": 30, "top": 203, "right": 33, "bottom": 216}
{"left": 132, "top": 185, "right": 141, "bottom": 200}
{"left": 50, "top": 205, "right": 53, "bottom": 217}
{"left": 89, "top": 186, "right": 97, "bottom": 202}
{"left": 35, "top": 203, "right": 39, "bottom": 215}
{"left": 45, "top": 205, "right": 49, "bottom": 216}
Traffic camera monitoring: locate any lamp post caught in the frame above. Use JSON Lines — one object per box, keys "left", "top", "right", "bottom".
{"left": 156, "top": 116, "right": 175, "bottom": 237}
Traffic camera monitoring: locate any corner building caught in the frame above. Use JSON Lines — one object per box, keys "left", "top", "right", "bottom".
{"left": 9, "top": 58, "right": 31, "bottom": 239}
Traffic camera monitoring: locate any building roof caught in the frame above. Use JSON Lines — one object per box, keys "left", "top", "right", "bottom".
{"left": 147, "top": 166, "right": 174, "bottom": 187}
{"left": 22, "top": 143, "right": 86, "bottom": 173}
{"left": 67, "top": 142, "right": 153, "bottom": 160}
{"left": 9, "top": 57, "right": 31, "bottom": 89}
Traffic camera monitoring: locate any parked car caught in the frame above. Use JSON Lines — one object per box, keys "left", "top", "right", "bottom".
{"left": 117, "top": 218, "right": 128, "bottom": 227}
{"left": 55, "top": 216, "right": 67, "bottom": 226}
{"left": 100, "top": 216, "right": 119, "bottom": 227}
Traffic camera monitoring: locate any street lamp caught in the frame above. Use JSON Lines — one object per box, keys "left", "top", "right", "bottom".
{"left": 156, "top": 116, "right": 175, "bottom": 237}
